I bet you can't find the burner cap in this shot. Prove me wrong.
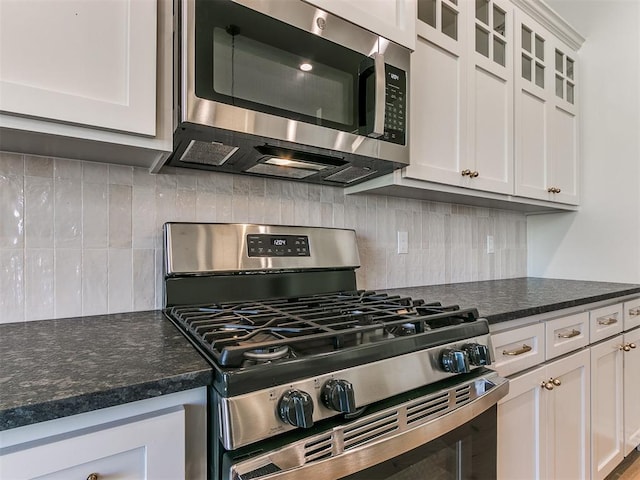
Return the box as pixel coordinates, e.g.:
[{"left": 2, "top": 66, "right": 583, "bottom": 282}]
[{"left": 243, "top": 345, "right": 290, "bottom": 362}]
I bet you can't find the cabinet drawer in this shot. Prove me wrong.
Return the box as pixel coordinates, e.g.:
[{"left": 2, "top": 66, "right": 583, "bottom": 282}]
[
  {"left": 590, "top": 303, "right": 623, "bottom": 343},
  {"left": 545, "top": 312, "right": 589, "bottom": 360},
  {"left": 0, "top": 406, "right": 185, "bottom": 480},
  {"left": 491, "top": 323, "right": 545, "bottom": 377},
  {"left": 624, "top": 298, "right": 640, "bottom": 331}
]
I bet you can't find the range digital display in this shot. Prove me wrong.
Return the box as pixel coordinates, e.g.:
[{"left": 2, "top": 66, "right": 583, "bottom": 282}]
[{"left": 247, "top": 234, "right": 310, "bottom": 257}]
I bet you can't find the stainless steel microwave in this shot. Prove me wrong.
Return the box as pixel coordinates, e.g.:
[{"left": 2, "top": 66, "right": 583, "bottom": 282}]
[{"left": 165, "top": 0, "right": 410, "bottom": 186}]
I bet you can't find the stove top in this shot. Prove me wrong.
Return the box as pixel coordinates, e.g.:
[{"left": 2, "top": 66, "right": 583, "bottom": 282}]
[
  {"left": 167, "top": 291, "right": 479, "bottom": 366},
  {"left": 165, "top": 290, "right": 489, "bottom": 396},
  {"left": 162, "top": 223, "right": 497, "bottom": 450}
]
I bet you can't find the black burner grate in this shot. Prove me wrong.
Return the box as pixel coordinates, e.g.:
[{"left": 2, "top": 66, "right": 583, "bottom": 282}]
[{"left": 166, "top": 291, "right": 480, "bottom": 367}]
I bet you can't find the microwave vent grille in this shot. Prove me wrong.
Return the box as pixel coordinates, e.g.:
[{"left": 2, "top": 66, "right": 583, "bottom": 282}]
[
  {"left": 324, "top": 166, "right": 376, "bottom": 184},
  {"left": 178, "top": 140, "right": 238, "bottom": 166}
]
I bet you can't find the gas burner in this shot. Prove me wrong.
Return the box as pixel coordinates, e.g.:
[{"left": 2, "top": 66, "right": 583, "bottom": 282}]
[
  {"left": 243, "top": 345, "right": 290, "bottom": 363},
  {"left": 386, "top": 322, "right": 420, "bottom": 336}
]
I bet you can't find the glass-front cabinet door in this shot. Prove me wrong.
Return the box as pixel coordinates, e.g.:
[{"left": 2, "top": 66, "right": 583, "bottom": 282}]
[
  {"left": 514, "top": 8, "right": 579, "bottom": 205},
  {"left": 466, "top": 0, "right": 514, "bottom": 195},
  {"left": 407, "top": 0, "right": 514, "bottom": 195},
  {"left": 405, "top": 0, "right": 468, "bottom": 186}
]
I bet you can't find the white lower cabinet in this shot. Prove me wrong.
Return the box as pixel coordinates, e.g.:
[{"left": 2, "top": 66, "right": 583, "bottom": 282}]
[
  {"left": 624, "top": 327, "right": 640, "bottom": 455},
  {"left": 591, "top": 335, "right": 624, "bottom": 480},
  {"left": 497, "top": 349, "right": 590, "bottom": 480},
  {"left": 0, "top": 387, "right": 207, "bottom": 480},
  {"left": 0, "top": 407, "right": 185, "bottom": 480},
  {"left": 496, "top": 298, "right": 640, "bottom": 480}
]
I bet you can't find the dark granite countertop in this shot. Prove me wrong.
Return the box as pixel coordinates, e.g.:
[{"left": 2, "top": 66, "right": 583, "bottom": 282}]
[
  {"left": 0, "top": 311, "right": 212, "bottom": 431},
  {"left": 3, "top": 278, "right": 640, "bottom": 433},
  {"left": 381, "top": 277, "right": 640, "bottom": 324}
]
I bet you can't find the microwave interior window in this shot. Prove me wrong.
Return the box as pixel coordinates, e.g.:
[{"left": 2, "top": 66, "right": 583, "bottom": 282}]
[{"left": 195, "top": 0, "right": 367, "bottom": 132}]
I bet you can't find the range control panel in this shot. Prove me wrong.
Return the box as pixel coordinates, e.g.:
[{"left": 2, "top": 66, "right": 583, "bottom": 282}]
[{"left": 247, "top": 234, "right": 310, "bottom": 257}]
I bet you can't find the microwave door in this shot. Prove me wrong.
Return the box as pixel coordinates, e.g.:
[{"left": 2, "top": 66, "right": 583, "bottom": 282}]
[{"left": 194, "top": 0, "right": 368, "bottom": 135}]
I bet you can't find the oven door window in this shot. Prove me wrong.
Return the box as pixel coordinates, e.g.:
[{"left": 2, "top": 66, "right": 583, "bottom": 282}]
[
  {"left": 194, "top": 0, "right": 368, "bottom": 133},
  {"left": 341, "top": 406, "right": 497, "bottom": 480}
]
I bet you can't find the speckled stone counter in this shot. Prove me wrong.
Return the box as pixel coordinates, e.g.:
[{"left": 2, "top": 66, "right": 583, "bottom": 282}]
[
  {"left": 381, "top": 277, "right": 640, "bottom": 324},
  {"left": 0, "top": 311, "right": 212, "bottom": 431}
]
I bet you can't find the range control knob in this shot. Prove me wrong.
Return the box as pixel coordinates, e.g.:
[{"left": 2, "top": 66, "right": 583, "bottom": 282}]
[
  {"left": 278, "top": 390, "right": 314, "bottom": 428},
  {"left": 440, "top": 349, "right": 470, "bottom": 373},
  {"left": 321, "top": 379, "right": 356, "bottom": 413},
  {"left": 463, "top": 343, "right": 491, "bottom": 366}
]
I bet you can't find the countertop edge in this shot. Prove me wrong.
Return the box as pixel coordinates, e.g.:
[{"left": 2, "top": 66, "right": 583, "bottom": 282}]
[
  {"left": 0, "top": 369, "right": 213, "bottom": 432},
  {"left": 485, "top": 287, "right": 640, "bottom": 324}
]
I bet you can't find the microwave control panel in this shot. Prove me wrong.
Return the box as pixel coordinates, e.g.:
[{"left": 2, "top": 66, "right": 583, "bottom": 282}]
[{"left": 384, "top": 64, "right": 407, "bottom": 146}]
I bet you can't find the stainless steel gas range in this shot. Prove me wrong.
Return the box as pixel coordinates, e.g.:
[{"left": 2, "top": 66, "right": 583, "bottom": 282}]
[{"left": 163, "top": 223, "right": 508, "bottom": 480}]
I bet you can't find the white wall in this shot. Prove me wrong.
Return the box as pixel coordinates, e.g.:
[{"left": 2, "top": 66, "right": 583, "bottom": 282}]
[
  {"left": 527, "top": 0, "right": 640, "bottom": 283},
  {"left": 0, "top": 152, "right": 527, "bottom": 323}
]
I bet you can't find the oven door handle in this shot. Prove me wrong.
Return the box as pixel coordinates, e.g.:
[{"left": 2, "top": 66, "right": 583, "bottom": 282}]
[{"left": 228, "top": 373, "right": 509, "bottom": 480}]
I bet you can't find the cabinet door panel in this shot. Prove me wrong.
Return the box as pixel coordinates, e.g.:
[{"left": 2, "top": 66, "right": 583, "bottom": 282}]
[
  {"left": 549, "top": 105, "right": 578, "bottom": 203},
  {"left": 0, "top": 0, "right": 157, "bottom": 136},
  {"left": 624, "top": 328, "right": 640, "bottom": 455},
  {"left": 466, "top": 0, "right": 513, "bottom": 194},
  {"left": 405, "top": 36, "right": 466, "bottom": 184},
  {"left": 516, "top": 90, "right": 547, "bottom": 198},
  {"left": 546, "top": 349, "right": 590, "bottom": 480},
  {"left": 470, "top": 65, "right": 512, "bottom": 194},
  {"left": 303, "top": 0, "right": 415, "bottom": 49},
  {"left": 497, "top": 366, "right": 546, "bottom": 480},
  {"left": 591, "top": 336, "right": 624, "bottom": 480}
]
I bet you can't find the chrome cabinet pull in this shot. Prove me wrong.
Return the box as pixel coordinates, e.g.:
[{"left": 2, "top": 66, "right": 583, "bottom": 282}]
[
  {"left": 87, "top": 474, "right": 99, "bottom": 480},
  {"left": 629, "top": 308, "right": 640, "bottom": 316},
  {"left": 461, "top": 169, "right": 472, "bottom": 176},
  {"left": 598, "top": 317, "right": 618, "bottom": 326},
  {"left": 557, "top": 329, "right": 581, "bottom": 339},
  {"left": 502, "top": 344, "right": 532, "bottom": 356}
]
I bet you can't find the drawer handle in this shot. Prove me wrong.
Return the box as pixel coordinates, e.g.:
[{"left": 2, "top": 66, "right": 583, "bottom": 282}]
[
  {"left": 598, "top": 317, "right": 618, "bottom": 326},
  {"left": 557, "top": 329, "right": 581, "bottom": 339},
  {"left": 502, "top": 344, "right": 532, "bottom": 356},
  {"left": 87, "top": 474, "right": 99, "bottom": 480},
  {"left": 629, "top": 308, "right": 640, "bottom": 316}
]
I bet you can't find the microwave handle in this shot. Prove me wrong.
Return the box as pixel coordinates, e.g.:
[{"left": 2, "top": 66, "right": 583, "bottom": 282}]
[{"left": 370, "top": 52, "right": 386, "bottom": 138}]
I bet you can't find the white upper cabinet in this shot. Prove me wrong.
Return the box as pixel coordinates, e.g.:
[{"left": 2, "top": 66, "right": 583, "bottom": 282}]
[
  {"left": 302, "top": 0, "right": 416, "bottom": 50},
  {"left": 0, "top": 0, "right": 156, "bottom": 135},
  {"left": 513, "top": 6, "right": 580, "bottom": 205},
  {"left": 406, "top": 0, "right": 468, "bottom": 187},
  {"left": 407, "top": 0, "right": 513, "bottom": 195},
  {"left": 348, "top": 0, "right": 584, "bottom": 212},
  {"left": 0, "top": 0, "right": 172, "bottom": 170},
  {"left": 466, "top": 0, "right": 514, "bottom": 194}
]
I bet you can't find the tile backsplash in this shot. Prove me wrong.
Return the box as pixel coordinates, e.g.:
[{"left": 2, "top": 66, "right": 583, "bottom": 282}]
[{"left": 0, "top": 151, "right": 527, "bottom": 323}]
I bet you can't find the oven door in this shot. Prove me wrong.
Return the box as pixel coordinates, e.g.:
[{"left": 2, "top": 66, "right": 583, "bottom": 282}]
[{"left": 222, "top": 370, "right": 508, "bottom": 480}]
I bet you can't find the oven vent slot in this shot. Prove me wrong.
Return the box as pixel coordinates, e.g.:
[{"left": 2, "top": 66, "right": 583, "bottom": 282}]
[
  {"left": 406, "top": 391, "right": 450, "bottom": 425},
  {"left": 343, "top": 412, "right": 399, "bottom": 451},
  {"left": 455, "top": 385, "right": 472, "bottom": 405},
  {"left": 304, "top": 434, "right": 333, "bottom": 462}
]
